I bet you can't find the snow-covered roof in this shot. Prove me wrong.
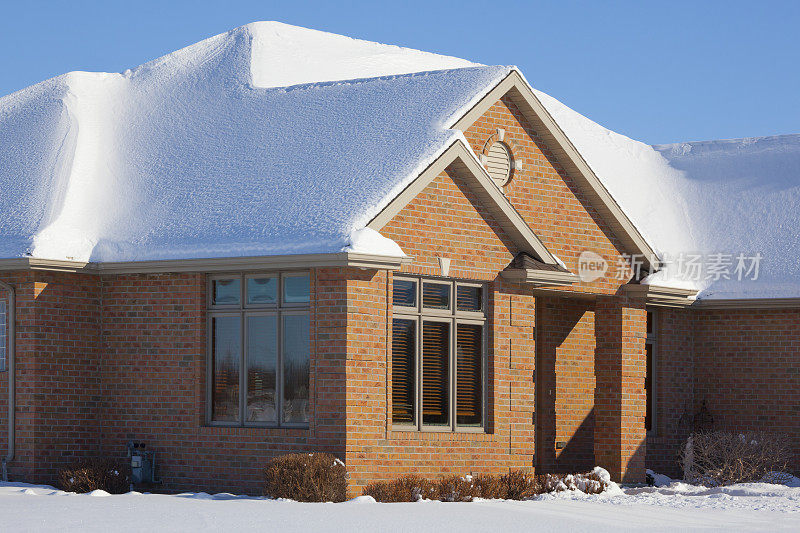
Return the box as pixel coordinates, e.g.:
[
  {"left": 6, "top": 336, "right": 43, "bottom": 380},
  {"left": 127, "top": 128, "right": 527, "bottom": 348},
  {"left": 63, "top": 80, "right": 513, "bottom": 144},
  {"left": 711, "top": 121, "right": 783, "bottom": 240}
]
[
  {"left": 0, "top": 21, "right": 505, "bottom": 263},
  {"left": 537, "top": 91, "right": 800, "bottom": 300},
  {"left": 1, "top": 21, "right": 797, "bottom": 300}
]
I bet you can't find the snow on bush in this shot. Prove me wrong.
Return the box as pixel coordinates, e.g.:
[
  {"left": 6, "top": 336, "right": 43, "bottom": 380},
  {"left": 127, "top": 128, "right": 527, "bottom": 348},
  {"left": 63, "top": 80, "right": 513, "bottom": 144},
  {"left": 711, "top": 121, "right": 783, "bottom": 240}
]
[
  {"left": 263, "top": 452, "right": 347, "bottom": 502},
  {"left": 363, "top": 468, "right": 614, "bottom": 502},
  {"left": 58, "top": 458, "right": 129, "bottom": 494},
  {"left": 680, "top": 431, "right": 793, "bottom": 486}
]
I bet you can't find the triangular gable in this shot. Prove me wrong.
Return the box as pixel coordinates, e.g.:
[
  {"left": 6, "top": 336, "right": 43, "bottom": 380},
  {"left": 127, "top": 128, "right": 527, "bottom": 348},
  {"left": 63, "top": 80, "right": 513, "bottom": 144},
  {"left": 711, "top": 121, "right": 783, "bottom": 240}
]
[
  {"left": 367, "top": 139, "right": 562, "bottom": 267},
  {"left": 449, "top": 70, "right": 659, "bottom": 273}
]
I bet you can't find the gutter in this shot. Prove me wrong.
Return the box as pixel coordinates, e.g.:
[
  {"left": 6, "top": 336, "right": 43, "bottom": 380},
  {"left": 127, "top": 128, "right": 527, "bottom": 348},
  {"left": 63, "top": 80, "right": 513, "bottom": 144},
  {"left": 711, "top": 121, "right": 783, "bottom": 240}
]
[{"left": 0, "top": 280, "right": 14, "bottom": 481}]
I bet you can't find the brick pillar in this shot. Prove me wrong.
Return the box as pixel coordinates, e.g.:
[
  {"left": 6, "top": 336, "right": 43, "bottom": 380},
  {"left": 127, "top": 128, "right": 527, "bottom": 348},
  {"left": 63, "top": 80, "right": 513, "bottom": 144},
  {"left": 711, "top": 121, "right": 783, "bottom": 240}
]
[{"left": 594, "top": 295, "right": 647, "bottom": 483}]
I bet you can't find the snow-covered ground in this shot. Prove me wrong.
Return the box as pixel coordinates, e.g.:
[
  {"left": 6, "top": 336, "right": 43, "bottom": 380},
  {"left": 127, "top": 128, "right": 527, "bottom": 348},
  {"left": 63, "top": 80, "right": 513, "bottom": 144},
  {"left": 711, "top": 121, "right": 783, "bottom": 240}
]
[{"left": 1, "top": 478, "right": 798, "bottom": 532}]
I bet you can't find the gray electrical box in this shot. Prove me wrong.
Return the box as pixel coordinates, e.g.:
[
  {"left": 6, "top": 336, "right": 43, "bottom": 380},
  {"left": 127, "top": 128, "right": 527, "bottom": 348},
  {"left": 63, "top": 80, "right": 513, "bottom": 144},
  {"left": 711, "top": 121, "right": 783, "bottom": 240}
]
[{"left": 127, "top": 441, "right": 160, "bottom": 488}]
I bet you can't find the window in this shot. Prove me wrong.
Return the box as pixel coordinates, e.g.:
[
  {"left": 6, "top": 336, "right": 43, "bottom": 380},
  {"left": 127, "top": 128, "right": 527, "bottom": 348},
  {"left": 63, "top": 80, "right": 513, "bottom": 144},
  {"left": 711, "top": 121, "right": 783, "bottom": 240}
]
[
  {"left": 0, "top": 288, "right": 8, "bottom": 372},
  {"left": 207, "top": 273, "right": 310, "bottom": 427},
  {"left": 391, "top": 276, "right": 485, "bottom": 431},
  {"left": 645, "top": 309, "right": 657, "bottom": 432}
]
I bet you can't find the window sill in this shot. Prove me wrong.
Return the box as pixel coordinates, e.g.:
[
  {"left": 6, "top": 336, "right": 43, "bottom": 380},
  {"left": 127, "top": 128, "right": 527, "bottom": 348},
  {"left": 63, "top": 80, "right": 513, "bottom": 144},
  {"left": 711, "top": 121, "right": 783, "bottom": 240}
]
[
  {"left": 205, "top": 422, "right": 310, "bottom": 431},
  {"left": 391, "top": 425, "right": 486, "bottom": 434}
]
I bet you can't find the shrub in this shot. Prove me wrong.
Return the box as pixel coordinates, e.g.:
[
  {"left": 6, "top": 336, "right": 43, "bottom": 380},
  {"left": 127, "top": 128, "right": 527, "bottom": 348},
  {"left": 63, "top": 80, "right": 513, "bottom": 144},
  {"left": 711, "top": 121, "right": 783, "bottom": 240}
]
[
  {"left": 263, "top": 453, "right": 347, "bottom": 502},
  {"left": 680, "top": 431, "right": 793, "bottom": 486},
  {"left": 364, "top": 468, "right": 613, "bottom": 502},
  {"left": 541, "top": 468, "right": 610, "bottom": 494},
  {"left": 363, "top": 474, "right": 436, "bottom": 502},
  {"left": 58, "top": 458, "right": 129, "bottom": 494},
  {"left": 500, "top": 470, "right": 542, "bottom": 500},
  {"left": 470, "top": 473, "right": 507, "bottom": 499}
]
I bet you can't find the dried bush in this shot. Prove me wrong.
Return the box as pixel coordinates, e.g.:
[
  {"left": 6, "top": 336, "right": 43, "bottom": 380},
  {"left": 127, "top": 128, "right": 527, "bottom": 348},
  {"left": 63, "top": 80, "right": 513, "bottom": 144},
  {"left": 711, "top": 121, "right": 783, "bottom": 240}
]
[
  {"left": 58, "top": 458, "right": 129, "bottom": 494},
  {"left": 470, "top": 473, "right": 507, "bottom": 499},
  {"left": 680, "top": 431, "right": 793, "bottom": 486},
  {"left": 501, "top": 470, "right": 542, "bottom": 500},
  {"left": 263, "top": 453, "right": 347, "bottom": 502},
  {"left": 541, "top": 468, "right": 609, "bottom": 494},
  {"left": 435, "top": 475, "right": 484, "bottom": 502},
  {"left": 364, "top": 468, "right": 612, "bottom": 502},
  {"left": 363, "top": 474, "right": 436, "bottom": 502}
]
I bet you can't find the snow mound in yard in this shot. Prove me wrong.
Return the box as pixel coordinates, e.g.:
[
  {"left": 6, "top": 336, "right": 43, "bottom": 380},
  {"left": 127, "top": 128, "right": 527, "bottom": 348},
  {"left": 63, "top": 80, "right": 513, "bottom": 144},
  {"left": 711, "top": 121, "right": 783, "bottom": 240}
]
[
  {"left": 537, "top": 90, "right": 800, "bottom": 300},
  {"left": 0, "top": 22, "right": 507, "bottom": 263}
]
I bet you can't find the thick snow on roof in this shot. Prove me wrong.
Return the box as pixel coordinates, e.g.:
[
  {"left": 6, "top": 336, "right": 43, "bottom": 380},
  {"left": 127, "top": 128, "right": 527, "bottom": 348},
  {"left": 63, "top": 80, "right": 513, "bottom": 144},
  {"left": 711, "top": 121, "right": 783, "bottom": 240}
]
[
  {"left": 0, "top": 22, "right": 506, "bottom": 262},
  {"left": 536, "top": 91, "right": 800, "bottom": 300}
]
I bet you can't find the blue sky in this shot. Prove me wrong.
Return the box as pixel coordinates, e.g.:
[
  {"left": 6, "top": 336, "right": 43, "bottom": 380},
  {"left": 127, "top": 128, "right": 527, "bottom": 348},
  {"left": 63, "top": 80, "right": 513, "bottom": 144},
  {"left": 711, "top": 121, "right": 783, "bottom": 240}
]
[{"left": 0, "top": 0, "right": 798, "bottom": 144}]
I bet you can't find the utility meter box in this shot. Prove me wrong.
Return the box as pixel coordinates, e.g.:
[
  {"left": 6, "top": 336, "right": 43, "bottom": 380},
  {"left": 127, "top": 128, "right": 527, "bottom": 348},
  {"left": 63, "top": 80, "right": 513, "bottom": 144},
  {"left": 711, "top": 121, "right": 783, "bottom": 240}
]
[{"left": 127, "top": 441, "right": 159, "bottom": 487}]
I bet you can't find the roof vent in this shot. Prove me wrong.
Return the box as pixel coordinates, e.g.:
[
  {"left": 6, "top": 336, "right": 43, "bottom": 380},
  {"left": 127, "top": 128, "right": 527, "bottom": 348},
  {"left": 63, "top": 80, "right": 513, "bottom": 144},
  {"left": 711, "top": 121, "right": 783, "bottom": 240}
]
[{"left": 485, "top": 142, "right": 512, "bottom": 187}]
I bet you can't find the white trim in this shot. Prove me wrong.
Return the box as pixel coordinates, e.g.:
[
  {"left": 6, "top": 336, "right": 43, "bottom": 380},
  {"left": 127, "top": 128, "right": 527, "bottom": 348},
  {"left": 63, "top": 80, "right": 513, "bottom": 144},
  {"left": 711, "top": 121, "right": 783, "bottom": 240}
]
[
  {"left": 450, "top": 70, "right": 660, "bottom": 272},
  {"left": 367, "top": 140, "right": 559, "bottom": 264},
  {"left": 500, "top": 268, "right": 579, "bottom": 287},
  {"left": 623, "top": 284, "right": 697, "bottom": 308},
  {"left": 692, "top": 297, "right": 800, "bottom": 309},
  {"left": 0, "top": 252, "right": 411, "bottom": 274}
]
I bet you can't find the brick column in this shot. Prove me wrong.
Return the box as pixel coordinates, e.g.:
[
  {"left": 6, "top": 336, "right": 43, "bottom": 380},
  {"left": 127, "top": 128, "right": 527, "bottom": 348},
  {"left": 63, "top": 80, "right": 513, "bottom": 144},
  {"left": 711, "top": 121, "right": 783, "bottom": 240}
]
[{"left": 594, "top": 295, "right": 647, "bottom": 483}]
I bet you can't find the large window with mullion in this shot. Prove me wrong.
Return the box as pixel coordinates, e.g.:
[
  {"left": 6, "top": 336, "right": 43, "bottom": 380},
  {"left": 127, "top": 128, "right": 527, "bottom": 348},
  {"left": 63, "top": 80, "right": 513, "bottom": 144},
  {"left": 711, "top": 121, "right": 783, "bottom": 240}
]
[
  {"left": 207, "top": 272, "right": 310, "bottom": 427},
  {"left": 392, "top": 276, "right": 485, "bottom": 432}
]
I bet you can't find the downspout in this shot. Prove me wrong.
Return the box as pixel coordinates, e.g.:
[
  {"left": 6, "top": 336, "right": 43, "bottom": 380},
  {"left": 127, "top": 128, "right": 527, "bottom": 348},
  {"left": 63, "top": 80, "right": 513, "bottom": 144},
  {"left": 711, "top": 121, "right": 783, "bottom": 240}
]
[{"left": 0, "top": 280, "right": 15, "bottom": 481}]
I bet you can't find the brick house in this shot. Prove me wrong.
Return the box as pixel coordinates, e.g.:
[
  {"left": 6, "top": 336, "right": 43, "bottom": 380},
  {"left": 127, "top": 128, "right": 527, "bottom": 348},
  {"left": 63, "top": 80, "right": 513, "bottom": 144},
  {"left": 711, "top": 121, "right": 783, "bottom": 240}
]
[{"left": 0, "top": 22, "right": 797, "bottom": 495}]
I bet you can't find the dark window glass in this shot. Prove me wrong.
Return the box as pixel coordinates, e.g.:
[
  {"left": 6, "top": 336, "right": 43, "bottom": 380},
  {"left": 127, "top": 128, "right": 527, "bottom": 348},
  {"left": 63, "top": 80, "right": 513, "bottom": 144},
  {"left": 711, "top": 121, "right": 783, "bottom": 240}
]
[
  {"left": 645, "top": 342, "right": 653, "bottom": 431},
  {"left": 284, "top": 275, "right": 310, "bottom": 304},
  {"left": 213, "top": 278, "right": 241, "bottom": 306},
  {"left": 422, "top": 321, "right": 449, "bottom": 425},
  {"left": 247, "top": 277, "right": 277, "bottom": 305},
  {"left": 457, "top": 285, "right": 482, "bottom": 312},
  {"left": 422, "top": 283, "right": 450, "bottom": 310},
  {"left": 212, "top": 316, "right": 241, "bottom": 422},
  {"left": 646, "top": 310, "right": 653, "bottom": 335},
  {"left": 456, "top": 324, "right": 482, "bottom": 426},
  {"left": 393, "top": 279, "right": 417, "bottom": 308},
  {"left": 0, "top": 298, "right": 7, "bottom": 371},
  {"left": 246, "top": 315, "right": 277, "bottom": 422},
  {"left": 282, "top": 314, "right": 310, "bottom": 423},
  {"left": 392, "top": 319, "right": 416, "bottom": 424}
]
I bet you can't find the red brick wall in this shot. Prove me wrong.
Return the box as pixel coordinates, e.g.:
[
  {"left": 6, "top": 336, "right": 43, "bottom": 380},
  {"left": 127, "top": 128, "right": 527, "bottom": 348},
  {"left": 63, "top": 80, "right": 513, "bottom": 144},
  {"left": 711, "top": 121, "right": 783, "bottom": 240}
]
[
  {"left": 462, "top": 95, "right": 631, "bottom": 294},
  {"left": 0, "top": 271, "right": 102, "bottom": 483},
  {"left": 645, "top": 308, "right": 694, "bottom": 477},
  {"left": 535, "top": 297, "right": 597, "bottom": 474},
  {"left": 381, "top": 166, "right": 517, "bottom": 280},
  {"left": 693, "top": 308, "right": 800, "bottom": 471},
  {"left": 96, "top": 270, "right": 348, "bottom": 494},
  {"left": 645, "top": 307, "right": 800, "bottom": 477}
]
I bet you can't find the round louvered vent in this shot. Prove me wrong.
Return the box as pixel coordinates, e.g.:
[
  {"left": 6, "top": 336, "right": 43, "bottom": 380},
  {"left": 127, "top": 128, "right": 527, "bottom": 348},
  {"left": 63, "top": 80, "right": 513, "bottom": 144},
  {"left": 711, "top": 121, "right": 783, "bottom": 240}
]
[{"left": 485, "top": 142, "right": 512, "bottom": 186}]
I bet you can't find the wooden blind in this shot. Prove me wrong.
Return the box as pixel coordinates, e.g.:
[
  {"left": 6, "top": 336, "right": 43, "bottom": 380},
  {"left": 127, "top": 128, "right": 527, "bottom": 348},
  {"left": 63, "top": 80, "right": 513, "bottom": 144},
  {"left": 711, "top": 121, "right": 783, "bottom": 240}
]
[
  {"left": 456, "top": 285, "right": 482, "bottom": 312},
  {"left": 393, "top": 279, "right": 417, "bottom": 308},
  {"left": 456, "top": 324, "right": 482, "bottom": 426},
  {"left": 422, "top": 283, "right": 450, "bottom": 310},
  {"left": 392, "top": 319, "right": 416, "bottom": 424},
  {"left": 422, "top": 321, "right": 449, "bottom": 425}
]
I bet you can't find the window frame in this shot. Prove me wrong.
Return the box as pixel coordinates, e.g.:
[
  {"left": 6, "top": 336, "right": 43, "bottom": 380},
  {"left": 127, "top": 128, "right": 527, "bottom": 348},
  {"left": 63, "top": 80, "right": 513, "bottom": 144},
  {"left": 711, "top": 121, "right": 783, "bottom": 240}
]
[
  {"left": 645, "top": 308, "right": 657, "bottom": 435},
  {"left": 206, "top": 272, "right": 310, "bottom": 428},
  {"left": 0, "top": 288, "right": 8, "bottom": 373},
  {"left": 391, "top": 275, "right": 487, "bottom": 433}
]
